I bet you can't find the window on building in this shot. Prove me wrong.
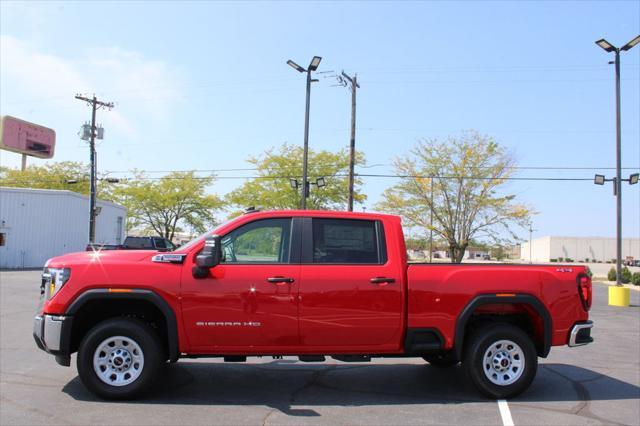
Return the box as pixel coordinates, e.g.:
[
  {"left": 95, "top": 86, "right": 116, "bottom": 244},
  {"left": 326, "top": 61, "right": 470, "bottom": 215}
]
[{"left": 0, "top": 233, "right": 5, "bottom": 247}]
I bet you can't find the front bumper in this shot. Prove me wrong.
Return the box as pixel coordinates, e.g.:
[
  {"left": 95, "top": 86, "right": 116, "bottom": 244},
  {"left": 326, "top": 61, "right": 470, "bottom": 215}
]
[
  {"left": 33, "top": 314, "right": 72, "bottom": 366},
  {"left": 568, "top": 320, "right": 594, "bottom": 347}
]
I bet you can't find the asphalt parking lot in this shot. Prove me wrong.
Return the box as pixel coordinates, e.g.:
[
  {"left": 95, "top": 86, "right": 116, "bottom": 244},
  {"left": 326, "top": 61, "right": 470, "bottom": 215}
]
[{"left": 1, "top": 270, "right": 639, "bottom": 425}]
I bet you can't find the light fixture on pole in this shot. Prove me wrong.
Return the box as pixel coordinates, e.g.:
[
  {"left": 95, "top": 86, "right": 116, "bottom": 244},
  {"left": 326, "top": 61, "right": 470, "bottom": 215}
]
[
  {"left": 287, "top": 56, "right": 322, "bottom": 209},
  {"left": 594, "top": 35, "right": 639, "bottom": 300},
  {"left": 289, "top": 177, "right": 326, "bottom": 198}
]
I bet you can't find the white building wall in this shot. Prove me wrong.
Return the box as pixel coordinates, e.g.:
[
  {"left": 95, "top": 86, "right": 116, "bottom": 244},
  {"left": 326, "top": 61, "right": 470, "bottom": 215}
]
[
  {"left": 521, "top": 236, "right": 551, "bottom": 263},
  {"left": 0, "top": 187, "right": 126, "bottom": 268},
  {"left": 521, "top": 236, "right": 640, "bottom": 262}
]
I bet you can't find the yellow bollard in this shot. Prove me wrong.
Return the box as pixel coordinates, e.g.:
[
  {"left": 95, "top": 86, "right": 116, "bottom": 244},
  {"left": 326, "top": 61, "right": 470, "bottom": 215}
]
[{"left": 608, "top": 285, "right": 630, "bottom": 307}]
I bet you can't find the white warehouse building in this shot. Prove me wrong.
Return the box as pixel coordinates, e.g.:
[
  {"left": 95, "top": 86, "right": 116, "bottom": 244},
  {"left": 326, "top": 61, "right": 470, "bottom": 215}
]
[
  {"left": 521, "top": 236, "right": 640, "bottom": 263},
  {"left": 0, "top": 187, "right": 126, "bottom": 269}
]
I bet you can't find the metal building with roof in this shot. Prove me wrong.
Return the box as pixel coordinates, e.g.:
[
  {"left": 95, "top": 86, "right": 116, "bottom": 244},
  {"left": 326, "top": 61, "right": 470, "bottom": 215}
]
[{"left": 0, "top": 187, "right": 126, "bottom": 269}]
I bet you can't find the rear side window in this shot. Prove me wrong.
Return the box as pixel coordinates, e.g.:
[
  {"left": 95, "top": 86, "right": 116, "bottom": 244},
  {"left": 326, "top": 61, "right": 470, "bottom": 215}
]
[{"left": 312, "top": 219, "right": 382, "bottom": 264}]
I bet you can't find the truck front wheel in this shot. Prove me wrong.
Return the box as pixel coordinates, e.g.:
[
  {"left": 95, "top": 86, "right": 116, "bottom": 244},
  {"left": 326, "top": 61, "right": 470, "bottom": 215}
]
[
  {"left": 464, "top": 323, "right": 537, "bottom": 399},
  {"left": 77, "top": 318, "right": 163, "bottom": 399}
]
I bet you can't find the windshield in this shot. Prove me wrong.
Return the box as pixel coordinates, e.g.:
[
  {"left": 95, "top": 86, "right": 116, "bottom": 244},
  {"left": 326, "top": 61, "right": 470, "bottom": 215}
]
[{"left": 173, "top": 217, "right": 237, "bottom": 252}]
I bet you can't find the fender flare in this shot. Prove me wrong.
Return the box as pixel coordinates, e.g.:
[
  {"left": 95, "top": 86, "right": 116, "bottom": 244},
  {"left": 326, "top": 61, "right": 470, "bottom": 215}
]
[
  {"left": 453, "top": 293, "right": 552, "bottom": 361},
  {"left": 66, "top": 289, "right": 180, "bottom": 362}
]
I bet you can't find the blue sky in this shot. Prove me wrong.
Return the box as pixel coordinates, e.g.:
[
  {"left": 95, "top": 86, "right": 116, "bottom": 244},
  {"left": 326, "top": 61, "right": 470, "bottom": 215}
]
[{"left": 1, "top": 1, "right": 639, "bottom": 240}]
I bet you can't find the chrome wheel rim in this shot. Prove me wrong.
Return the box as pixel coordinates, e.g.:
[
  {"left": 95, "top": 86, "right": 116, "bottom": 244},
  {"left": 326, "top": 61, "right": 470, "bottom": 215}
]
[
  {"left": 93, "top": 336, "right": 144, "bottom": 386},
  {"left": 482, "top": 339, "right": 524, "bottom": 386}
]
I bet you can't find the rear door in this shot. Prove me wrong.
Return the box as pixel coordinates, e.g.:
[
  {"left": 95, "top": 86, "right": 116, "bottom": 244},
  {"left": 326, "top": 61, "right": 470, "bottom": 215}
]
[{"left": 298, "top": 217, "right": 404, "bottom": 350}]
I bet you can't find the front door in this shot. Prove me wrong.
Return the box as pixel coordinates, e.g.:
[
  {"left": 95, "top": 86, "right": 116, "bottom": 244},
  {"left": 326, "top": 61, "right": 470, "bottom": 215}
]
[{"left": 181, "top": 217, "right": 300, "bottom": 351}]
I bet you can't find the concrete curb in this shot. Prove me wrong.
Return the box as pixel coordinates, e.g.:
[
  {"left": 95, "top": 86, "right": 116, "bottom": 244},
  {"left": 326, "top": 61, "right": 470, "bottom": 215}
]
[{"left": 593, "top": 280, "right": 640, "bottom": 292}]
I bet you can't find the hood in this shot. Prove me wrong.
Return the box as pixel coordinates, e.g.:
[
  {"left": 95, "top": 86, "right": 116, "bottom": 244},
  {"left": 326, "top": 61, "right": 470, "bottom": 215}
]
[{"left": 46, "top": 249, "right": 158, "bottom": 268}]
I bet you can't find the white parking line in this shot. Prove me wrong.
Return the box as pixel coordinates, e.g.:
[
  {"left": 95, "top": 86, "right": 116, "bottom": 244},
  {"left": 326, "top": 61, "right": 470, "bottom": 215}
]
[{"left": 498, "top": 399, "right": 514, "bottom": 426}]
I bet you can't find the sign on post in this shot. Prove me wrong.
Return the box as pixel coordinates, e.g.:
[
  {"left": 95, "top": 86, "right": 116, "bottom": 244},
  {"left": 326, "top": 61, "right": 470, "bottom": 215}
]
[{"left": 0, "top": 115, "right": 56, "bottom": 159}]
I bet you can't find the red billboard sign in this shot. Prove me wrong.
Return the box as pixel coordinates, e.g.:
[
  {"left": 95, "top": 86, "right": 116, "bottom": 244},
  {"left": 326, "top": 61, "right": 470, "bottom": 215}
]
[{"left": 0, "top": 115, "right": 56, "bottom": 159}]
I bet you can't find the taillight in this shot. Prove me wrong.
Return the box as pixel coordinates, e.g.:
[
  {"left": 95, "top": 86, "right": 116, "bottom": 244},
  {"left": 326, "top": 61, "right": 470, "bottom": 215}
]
[{"left": 577, "top": 274, "right": 592, "bottom": 311}]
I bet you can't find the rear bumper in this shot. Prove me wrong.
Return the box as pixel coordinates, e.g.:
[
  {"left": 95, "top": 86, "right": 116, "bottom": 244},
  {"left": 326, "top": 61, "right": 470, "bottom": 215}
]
[
  {"left": 33, "top": 314, "right": 72, "bottom": 366},
  {"left": 568, "top": 320, "right": 593, "bottom": 347}
]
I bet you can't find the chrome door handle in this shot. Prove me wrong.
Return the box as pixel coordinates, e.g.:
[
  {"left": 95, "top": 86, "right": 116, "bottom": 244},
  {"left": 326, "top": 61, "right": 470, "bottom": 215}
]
[
  {"left": 370, "top": 277, "right": 395, "bottom": 284},
  {"left": 267, "top": 277, "right": 294, "bottom": 284}
]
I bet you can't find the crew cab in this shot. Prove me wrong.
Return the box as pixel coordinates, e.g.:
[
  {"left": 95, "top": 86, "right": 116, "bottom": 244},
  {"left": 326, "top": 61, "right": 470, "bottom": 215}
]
[{"left": 33, "top": 210, "right": 593, "bottom": 400}]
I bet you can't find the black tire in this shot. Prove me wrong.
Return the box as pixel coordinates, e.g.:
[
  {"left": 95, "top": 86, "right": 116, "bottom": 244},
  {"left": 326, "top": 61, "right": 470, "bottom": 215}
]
[
  {"left": 423, "top": 353, "right": 459, "bottom": 368},
  {"left": 463, "top": 323, "right": 537, "bottom": 399},
  {"left": 77, "top": 318, "right": 163, "bottom": 400}
]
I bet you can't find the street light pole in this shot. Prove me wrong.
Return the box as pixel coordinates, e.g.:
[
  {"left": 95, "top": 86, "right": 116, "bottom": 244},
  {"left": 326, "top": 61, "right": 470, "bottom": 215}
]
[
  {"left": 287, "top": 56, "right": 322, "bottom": 210},
  {"left": 614, "top": 48, "right": 622, "bottom": 286},
  {"left": 302, "top": 69, "right": 311, "bottom": 209},
  {"left": 595, "top": 35, "right": 639, "bottom": 286}
]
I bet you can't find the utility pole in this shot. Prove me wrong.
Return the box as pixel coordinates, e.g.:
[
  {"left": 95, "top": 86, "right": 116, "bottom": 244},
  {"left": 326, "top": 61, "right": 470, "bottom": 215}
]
[
  {"left": 337, "top": 71, "right": 360, "bottom": 211},
  {"left": 75, "top": 94, "right": 114, "bottom": 243}
]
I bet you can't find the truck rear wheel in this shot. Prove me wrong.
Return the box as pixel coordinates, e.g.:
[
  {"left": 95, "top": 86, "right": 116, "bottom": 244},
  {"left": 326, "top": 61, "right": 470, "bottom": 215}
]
[
  {"left": 77, "top": 318, "right": 162, "bottom": 399},
  {"left": 464, "top": 323, "right": 537, "bottom": 399}
]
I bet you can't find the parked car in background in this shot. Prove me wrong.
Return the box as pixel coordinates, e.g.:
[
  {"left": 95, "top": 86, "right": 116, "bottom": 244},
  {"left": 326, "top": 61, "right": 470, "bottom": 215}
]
[{"left": 86, "top": 236, "right": 175, "bottom": 252}]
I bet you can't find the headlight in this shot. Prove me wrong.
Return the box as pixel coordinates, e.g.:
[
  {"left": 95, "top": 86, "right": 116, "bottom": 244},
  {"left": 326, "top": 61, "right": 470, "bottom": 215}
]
[{"left": 43, "top": 268, "right": 71, "bottom": 300}]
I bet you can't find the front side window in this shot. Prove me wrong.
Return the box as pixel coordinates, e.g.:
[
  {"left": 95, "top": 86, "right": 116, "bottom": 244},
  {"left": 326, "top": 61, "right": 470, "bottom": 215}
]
[
  {"left": 222, "top": 218, "right": 291, "bottom": 264},
  {"left": 312, "top": 219, "right": 381, "bottom": 264}
]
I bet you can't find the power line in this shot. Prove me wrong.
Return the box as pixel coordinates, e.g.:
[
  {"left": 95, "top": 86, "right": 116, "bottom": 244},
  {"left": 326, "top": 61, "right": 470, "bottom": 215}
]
[
  {"left": 4, "top": 63, "right": 639, "bottom": 106},
  {"left": 5, "top": 173, "right": 635, "bottom": 184},
  {"left": 100, "top": 165, "right": 639, "bottom": 174}
]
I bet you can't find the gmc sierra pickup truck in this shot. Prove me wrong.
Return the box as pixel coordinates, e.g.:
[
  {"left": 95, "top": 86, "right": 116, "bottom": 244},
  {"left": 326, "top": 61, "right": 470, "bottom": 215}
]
[{"left": 33, "top": 210, "right": 593, "bottom": 400}]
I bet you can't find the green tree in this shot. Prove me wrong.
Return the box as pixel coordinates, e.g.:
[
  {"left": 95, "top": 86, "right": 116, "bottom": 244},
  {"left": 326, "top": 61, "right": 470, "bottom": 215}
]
[
  {"left": 111, "top": 171, "right": 222, "bottom": 240},
  {"left": 376, "top": 132, "right": 532, "bottom": 263},
  {"left": 405, "top": 236, "right": 429, "bottom": 250},
  {"left": 0, "top": 161, "right": 91, "bottom": 194},
  {"left": 0, "top": 161, "right": 122, "bottom": 201},
  {"left": 226, "top": 143, "right": 366, "bottom": 212}
]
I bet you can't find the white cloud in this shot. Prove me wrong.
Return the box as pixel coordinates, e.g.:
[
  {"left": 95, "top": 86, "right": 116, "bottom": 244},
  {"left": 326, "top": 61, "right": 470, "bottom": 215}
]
[{"left": 0, "top": 35, "right": 183, "bottom": 139}]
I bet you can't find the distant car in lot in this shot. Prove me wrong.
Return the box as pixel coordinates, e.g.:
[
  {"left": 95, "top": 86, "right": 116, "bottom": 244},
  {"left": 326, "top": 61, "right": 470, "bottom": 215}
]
[{"left": 86, "top": 236, "right": 175, "bottom": 252}]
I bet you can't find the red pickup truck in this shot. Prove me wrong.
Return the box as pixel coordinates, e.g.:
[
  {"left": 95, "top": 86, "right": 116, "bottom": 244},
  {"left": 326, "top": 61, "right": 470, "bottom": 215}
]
[{"left": 33, "top": 210, "right": 593, "bottom": 400}]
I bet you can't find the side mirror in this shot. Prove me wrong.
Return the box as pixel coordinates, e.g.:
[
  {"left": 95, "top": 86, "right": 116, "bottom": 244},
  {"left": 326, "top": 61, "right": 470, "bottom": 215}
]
[
  {"left": 195, "top": 234, "right": 222, "bottom": 268},
  {"left": 193, "top": 235, "right": 222, "bottom": 279}
]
